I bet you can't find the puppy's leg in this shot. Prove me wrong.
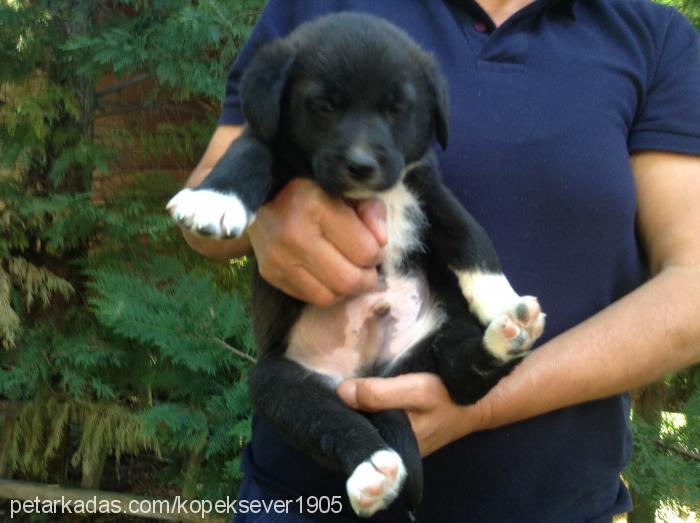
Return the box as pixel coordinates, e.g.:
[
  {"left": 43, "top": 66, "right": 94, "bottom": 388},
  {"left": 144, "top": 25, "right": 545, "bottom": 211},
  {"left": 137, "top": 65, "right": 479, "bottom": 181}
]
[
  {"left": 167, "top": 128, "right": 275, "bottom": 238},
  {"left": 366, "top": 410, "right": 423, "bottom": 517},
  {"left": 384, "top": 279, "right": 533, "bottom": 404},
  {"left": 407, "top": 167, "right": 545, "bottom": 349},
  {"left": 248, "top": 356, "right": 409, "bottom": 517},
  {"left": 431, "top": 315, "right": 519, "bottom": 404}
]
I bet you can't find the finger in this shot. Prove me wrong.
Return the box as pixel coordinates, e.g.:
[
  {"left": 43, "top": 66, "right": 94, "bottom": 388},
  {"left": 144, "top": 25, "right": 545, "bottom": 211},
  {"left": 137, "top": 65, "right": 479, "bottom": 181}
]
[
  {"left": 274, "top": 265, "right": 341, "bottom": 307},
  {"left": 251, "top": 204, "right": 375, "bottom": 301},
  {"left": 354, "top": 198, "right": 387, "bottom": 247},
  {"left": 337, "top": 374, "right": 440, "bottom": 412},
  {"left": 320, "top": 201, "right": 385, "bottom": 268},
  {"left": 301, "top": 239, "right": 378, "bottom": 297}
]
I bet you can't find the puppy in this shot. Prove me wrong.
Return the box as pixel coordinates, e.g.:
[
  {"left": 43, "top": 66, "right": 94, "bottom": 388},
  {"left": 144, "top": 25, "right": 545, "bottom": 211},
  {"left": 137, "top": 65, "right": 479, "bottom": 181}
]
[{"left": 168, "top": 13, "right": 545, "bottom": 518}]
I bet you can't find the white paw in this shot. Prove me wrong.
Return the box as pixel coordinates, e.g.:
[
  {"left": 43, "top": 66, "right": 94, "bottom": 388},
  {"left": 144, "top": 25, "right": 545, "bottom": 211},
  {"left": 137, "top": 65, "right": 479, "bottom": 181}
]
[
  {"left": 455, "top": 271, "right": 521, "bottom": 326},
  {"left": 346, "top": 449, "right": 406, "bottom": 517},
  {"left": 166, "top": 188, "right": 251, "bottom": 238},
  {"left": 483, "top": 296, "right": 545, "bottom": 362}
]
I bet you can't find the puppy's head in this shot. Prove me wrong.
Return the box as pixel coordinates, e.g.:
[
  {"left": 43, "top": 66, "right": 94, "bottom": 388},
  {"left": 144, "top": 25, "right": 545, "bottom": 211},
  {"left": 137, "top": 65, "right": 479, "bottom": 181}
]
[{"left": 240, "top": 13, "right": 449, "bottom": 197}]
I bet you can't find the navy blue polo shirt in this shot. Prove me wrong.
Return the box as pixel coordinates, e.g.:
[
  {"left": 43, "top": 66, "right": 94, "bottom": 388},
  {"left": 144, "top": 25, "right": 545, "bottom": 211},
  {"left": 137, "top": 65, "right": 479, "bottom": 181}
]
[{"left": 220, "top": 1, "right": 700, "bottom": 522}]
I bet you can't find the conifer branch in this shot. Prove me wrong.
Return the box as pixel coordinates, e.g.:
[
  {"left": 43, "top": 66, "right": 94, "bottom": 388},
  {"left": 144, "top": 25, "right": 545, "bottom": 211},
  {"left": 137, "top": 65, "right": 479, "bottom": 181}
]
[
  {"left": 96, "top": 73, "right": 151, "bottom": 98},
  {"left": 656, "top": 439, "right": 700, "bottom": 463},
  {"left": 212, "top": 337, "right": 256, "bottom": 364},
  {"left": 97, "top": 100, "right": 209, "bottom": 116}
]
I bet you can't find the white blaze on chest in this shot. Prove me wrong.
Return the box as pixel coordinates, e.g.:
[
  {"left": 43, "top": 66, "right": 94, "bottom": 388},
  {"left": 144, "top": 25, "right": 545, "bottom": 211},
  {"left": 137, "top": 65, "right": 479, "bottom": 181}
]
[{"left": 377, "top": 181, "right": 427, "bottom": 274}]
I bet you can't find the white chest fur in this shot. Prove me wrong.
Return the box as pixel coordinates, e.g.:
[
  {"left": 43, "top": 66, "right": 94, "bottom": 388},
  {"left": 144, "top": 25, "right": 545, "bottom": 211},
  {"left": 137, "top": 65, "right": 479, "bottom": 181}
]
[{"left": 378, "top": 181, "right": 427, "bottom": 274}]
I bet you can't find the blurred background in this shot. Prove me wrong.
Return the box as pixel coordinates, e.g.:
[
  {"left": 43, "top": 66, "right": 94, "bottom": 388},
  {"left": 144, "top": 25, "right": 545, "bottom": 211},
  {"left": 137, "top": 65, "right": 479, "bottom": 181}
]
[{"left": 0, "top": 1, "right": 698, "bottom": 521}]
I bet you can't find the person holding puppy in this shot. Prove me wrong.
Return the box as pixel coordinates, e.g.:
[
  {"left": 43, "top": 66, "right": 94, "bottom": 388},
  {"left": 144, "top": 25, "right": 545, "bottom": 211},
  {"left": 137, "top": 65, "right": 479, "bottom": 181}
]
[{"left": 181, "top": 0, "right": 700, "bottom": 521}]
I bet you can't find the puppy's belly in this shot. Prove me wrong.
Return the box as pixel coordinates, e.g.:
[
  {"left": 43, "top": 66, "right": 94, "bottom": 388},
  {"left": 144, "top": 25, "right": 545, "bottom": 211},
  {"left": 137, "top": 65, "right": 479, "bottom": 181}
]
[{"left": 285, "top": 272, "right": 444, "bottom": 382}]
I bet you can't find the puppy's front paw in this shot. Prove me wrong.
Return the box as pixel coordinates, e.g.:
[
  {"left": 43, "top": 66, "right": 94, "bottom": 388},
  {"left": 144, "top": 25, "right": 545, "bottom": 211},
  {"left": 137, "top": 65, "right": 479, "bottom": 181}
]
[
  {"left": 483, "top": 296, "right": 545, "bottom": 363},
  {"left": 166, "top": 188, "right": 251, "bottom": 238},
  {"left": 346, "top": 449, "right": 407, "bottom": 517}
]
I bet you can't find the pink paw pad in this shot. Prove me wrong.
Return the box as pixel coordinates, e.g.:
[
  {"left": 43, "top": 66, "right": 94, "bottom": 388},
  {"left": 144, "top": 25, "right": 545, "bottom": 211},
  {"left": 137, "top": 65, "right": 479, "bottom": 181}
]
[
  {"left": 483, "top": 296, "right": 546, "bottom": 362},
  {"left": 346, "top": 450, "right": 406, "bottom": 517}
]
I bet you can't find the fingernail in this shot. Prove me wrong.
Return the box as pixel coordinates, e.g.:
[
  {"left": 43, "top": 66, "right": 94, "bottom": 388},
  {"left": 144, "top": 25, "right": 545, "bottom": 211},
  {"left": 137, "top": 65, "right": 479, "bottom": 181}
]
[
  {"left": 371, "top": 199, "right": 387, "bottom": 245},
  {"left": 376, "top": 220, "right": 387, "bottom": 247},
  {"left": 372, "top": 198, "right": 387, "bottom": 221},
  {"left": 337, "top": 381, "right": 358, "bottom": 407},
  {"left": 356, "top": 199, "right": 387, "bottom": 247}
]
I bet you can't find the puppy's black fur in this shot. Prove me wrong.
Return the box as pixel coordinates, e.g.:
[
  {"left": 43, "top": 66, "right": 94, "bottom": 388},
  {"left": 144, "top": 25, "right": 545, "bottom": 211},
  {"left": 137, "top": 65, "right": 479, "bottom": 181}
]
[{"left": 169, "top": 13, "right": 544, "bottom": 518}]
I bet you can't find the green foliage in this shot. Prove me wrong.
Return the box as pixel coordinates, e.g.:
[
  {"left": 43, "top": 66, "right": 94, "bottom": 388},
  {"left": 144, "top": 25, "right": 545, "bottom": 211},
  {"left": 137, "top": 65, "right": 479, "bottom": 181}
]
[
  {"left": 5, "top": 397, "right": 161, "bottom": 479},
  {"left": 629, "top": 414, "right": 700, "bottom": 515},
  {"left": 88, "top": 256, "right": 253, "bottom": 373},
  {"left": 0, "top": 0, "right": 263, "bottom": 502},
  {"left": 660, "top": 0, "right": 700, "bottom": 27},
  {"left": 62, "top": 0, "right": 261, "bottom": 100},
  {"left": 627, "top": 368, "right": 700, "bottom": 519}
]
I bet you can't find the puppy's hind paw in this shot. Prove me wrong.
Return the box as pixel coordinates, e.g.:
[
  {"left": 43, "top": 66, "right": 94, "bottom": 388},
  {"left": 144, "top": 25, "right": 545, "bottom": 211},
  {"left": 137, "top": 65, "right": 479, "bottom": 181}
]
[
  {"left": 483, "top": 296, "right": 545, "bottom": 363},
  {"left": 346, "top": 449, "right": 407, "bottom": 517},
  {"left": 166, "top": 188, "right": 251, "bottom": 238}
]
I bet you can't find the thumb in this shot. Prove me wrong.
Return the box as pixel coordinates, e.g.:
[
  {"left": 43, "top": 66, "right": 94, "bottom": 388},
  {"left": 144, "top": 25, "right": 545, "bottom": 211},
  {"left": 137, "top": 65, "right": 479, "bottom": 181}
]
[
  {"left": 353, "top": 198, "right": 387, "bottom": 247},
  {"left": 337, "top": 374, "right": 436, "bottom": 412}
]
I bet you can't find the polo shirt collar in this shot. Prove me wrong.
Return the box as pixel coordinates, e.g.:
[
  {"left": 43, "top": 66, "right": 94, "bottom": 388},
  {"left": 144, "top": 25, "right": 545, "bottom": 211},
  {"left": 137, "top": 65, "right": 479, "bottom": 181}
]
[
  {"left": 550, "top": 0, "right": 577, "bottom": 19},
  {"left": 457, "top": 0, "right": 577, "bottom": 26}
]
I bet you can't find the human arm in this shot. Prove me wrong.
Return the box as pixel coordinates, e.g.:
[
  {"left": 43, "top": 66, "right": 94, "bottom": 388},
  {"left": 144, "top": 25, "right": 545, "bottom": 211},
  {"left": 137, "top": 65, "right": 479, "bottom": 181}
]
[
  {"left": 180, "top": 124, "right": 249, "bottom": 260},
  {"left": 337, "top": 151, "right": 700, "bottom": 455}
]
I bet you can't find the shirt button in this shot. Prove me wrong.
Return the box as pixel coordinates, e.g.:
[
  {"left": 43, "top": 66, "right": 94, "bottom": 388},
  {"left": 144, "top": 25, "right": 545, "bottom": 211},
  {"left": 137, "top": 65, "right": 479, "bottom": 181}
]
[{"left": 474, "top": 21, "right": 488, "bottom": 33}]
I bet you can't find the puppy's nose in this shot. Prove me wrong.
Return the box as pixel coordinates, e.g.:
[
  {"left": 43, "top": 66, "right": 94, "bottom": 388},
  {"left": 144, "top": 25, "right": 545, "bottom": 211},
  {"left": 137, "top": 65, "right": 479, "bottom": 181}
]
[{"left": 346, "top": 148, "right": 379, "bottom": 180}]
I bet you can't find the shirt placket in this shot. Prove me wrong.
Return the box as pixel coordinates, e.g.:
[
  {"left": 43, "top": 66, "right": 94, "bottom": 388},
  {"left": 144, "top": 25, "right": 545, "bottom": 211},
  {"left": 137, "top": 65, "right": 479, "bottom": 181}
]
[{"left": 450, "top": 0, "right": 548, "bottom": 72}]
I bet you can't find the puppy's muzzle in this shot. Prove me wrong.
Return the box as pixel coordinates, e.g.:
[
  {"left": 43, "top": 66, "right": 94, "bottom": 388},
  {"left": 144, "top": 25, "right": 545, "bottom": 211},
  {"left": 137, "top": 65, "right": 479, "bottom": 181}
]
[{"left": 346, "top": 147, "right": 380, "bottom": 181}]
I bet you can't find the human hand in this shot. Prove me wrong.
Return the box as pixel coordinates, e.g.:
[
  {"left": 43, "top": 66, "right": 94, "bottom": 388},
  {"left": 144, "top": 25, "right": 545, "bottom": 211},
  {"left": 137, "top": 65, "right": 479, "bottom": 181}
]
[
  {"left": 337, "top": 373, "right": 493, "bottom": 456},
  {"left": 246, "top": 177, "right": 387, "bottom": 306}
]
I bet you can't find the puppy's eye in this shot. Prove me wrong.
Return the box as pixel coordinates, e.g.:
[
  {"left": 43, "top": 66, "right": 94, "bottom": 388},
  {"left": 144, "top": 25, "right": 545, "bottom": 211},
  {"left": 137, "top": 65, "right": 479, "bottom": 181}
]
[
  {"left": 383, "top": 101, "right": 408, "bottom": 117},
  {"left": 308, "top": 98, "right": 335, "bottom": 116}
]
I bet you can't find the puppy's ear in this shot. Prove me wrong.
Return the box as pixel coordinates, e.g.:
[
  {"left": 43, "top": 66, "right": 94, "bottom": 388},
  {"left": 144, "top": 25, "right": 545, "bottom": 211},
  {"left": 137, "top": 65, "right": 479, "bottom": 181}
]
[
  {"left": 422, "top": 59, "right": 449, "bottom": 149},
  {"left": 240, "top": 41, "right": 295, "bottom": 142}
]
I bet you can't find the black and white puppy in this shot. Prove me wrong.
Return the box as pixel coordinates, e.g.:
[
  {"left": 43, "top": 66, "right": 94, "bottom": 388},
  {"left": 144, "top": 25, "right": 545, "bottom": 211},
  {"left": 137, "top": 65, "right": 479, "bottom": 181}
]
[{"left": 168, "top": 13, "right": 545, "bottom": 518}]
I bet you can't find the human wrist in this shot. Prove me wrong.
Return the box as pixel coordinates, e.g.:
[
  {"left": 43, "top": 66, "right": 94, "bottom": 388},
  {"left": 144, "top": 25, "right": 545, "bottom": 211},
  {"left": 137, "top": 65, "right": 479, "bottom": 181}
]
[
  {"left": 451, "top": 395, "right": 496, "bottom": 440},
  {"left": 182, "top": 227, "right": 252, "bottom": 261},
  {"left": 468, "top": 395, "right": 497, "bottom": 434}
]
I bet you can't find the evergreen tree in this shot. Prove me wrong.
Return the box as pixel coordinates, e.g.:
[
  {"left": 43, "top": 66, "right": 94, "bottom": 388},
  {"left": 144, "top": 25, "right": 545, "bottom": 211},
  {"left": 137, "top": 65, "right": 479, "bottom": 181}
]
[{"left": 1, "top": 0, "right": 263, "bottom": 501}]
